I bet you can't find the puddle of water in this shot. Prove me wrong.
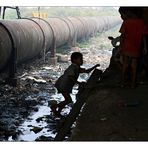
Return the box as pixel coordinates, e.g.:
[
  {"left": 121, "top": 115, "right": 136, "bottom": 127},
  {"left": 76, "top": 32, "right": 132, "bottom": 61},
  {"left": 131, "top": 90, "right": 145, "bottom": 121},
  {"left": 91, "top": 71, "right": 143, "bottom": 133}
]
[
  {"left": 17, "top": 85, "right": 78, "bottom": 141},
  {"left": 18, "top": 106, "right": 53, "bottom": 141}
]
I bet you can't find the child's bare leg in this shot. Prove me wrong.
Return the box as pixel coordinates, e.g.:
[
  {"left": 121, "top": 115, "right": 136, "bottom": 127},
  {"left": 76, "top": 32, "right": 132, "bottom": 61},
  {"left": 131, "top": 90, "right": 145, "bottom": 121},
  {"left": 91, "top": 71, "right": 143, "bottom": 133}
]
[
  {"left": 50, "top": 102, "right": 58, "bottom": 116},
  {"left": 140, "top": 69, "right": 146, "bottom": 83},
  {"left": 57, "top": 92, "right": 72, "bottom": 113},
  {"left": 121, "top": 56, "right": 128, "bottom": 87},
  {"left": 131, "top": 58, "right": 138, "bottom": 88}
]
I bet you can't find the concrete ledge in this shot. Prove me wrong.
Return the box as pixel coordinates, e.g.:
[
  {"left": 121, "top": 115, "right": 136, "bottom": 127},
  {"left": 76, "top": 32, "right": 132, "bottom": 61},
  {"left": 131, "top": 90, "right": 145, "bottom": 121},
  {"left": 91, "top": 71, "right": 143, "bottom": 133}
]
[{"left": 49, "top": 57, "right": 58, "bottom": 65}]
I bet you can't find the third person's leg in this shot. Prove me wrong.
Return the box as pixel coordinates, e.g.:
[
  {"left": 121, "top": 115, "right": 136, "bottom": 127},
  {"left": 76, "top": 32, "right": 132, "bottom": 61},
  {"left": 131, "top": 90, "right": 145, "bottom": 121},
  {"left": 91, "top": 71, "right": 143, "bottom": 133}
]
[
  {"left": 131, "top": 58, "right": 138, "bottom": 88},
  {"left": 121, "top": 55, "right": 129, "bottom": 87}
]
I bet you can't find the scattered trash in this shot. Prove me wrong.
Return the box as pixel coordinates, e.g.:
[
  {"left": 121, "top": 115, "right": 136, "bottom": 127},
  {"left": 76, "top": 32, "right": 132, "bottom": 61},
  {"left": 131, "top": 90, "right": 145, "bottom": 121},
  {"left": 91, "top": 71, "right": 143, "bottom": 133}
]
[
  {"left": 100, "top": 117, "right": 107, "bottom": 121},
  {"left": 23, "top": 76, "right": 47, "bottom": 84}
]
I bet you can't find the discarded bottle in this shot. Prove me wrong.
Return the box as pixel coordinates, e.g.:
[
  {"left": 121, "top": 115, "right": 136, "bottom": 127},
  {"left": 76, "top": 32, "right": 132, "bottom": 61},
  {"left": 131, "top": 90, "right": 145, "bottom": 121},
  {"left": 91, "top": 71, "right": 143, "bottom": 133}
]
[
  {"left": 126, "top": 101, "right": 141, "bottom": 107},
  {"left": 118, "top": 100, "right": 141, "bottom": 107}
]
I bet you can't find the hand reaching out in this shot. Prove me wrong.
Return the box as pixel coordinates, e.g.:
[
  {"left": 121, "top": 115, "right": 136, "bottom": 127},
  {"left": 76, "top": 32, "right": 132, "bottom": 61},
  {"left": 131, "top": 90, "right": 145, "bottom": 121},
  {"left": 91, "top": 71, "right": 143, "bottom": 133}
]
[{"left": 95, "top": 64, "right": 100, "bottom": 68}]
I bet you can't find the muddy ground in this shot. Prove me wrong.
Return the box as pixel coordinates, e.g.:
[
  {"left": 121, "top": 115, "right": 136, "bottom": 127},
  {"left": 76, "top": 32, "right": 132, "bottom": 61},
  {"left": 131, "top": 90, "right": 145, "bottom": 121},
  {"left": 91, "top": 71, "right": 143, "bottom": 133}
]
[{"left": 69, "top": 61, "right": 148, "bottom": 141}]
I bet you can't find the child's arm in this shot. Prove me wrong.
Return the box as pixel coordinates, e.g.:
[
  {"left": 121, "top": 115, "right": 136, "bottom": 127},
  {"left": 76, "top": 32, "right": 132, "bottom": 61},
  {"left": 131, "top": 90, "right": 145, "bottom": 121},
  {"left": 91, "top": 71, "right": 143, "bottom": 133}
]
[{"left": 80, "top": 64, "right": 100, "bottom": 73}]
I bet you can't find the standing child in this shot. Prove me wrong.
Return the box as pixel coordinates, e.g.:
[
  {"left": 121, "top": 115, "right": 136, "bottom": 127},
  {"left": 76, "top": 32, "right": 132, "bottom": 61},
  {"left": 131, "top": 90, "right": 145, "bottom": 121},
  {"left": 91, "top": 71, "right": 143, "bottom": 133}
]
[
  {"left": 119, "top": 8, "right": 147, "bottom": 88},
  {"left": 52, "top": 52, "right": 100, "bottom": 117}
]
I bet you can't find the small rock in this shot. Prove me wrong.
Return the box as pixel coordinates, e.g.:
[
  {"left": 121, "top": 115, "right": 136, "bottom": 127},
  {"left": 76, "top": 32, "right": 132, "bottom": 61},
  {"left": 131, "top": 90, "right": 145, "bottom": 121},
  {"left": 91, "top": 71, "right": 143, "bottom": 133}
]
[
  {"left": 36, "top": 117, "right": 44, "bottom": 123},
  {"left": 56, "top": 54, "right": 69, "bottom": 62},
  {"left": 100, "top": 117, "right": 107, "bottom": 121},
  {"left": 35, "top": 135, "right": 54, "bottom": 141},
  {"left": 27, "top": 125, "right": 33, "bottom": 127},
  {"left": 33, "top": 107, "right": 39, "bottom": 112},
  {"left": 71, "top": 47, "right": 81, "bottom": 52},
  {"left": 31, "top": 88, "right": 40, "bottom": 94},
  {"left": 30, "top": 126, "right": 43, "bottom": 134}
]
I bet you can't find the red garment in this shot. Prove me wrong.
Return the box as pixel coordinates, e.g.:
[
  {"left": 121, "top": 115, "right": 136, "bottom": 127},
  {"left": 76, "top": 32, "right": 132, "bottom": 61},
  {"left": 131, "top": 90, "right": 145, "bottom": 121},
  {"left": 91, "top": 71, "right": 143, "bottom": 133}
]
[
  {"left": 120, "top": 19, "right": 147, "bottom": 57},
  {"left": 143, "top": 25, "right": 148, "bottom": 35}
]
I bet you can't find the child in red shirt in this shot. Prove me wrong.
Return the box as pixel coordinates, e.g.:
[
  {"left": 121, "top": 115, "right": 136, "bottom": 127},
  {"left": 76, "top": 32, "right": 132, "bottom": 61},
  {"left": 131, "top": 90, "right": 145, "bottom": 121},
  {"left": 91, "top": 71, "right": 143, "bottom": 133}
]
[{"left": 119, "top": 9, "right": 147, "bottom": 88}]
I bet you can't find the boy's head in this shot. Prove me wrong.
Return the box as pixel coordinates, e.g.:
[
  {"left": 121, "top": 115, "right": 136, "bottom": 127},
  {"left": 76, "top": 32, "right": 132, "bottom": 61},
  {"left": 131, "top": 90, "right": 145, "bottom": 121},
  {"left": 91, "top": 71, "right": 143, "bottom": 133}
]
[{"left": 71, "top": 52, "right": 83, "bottom": 66}]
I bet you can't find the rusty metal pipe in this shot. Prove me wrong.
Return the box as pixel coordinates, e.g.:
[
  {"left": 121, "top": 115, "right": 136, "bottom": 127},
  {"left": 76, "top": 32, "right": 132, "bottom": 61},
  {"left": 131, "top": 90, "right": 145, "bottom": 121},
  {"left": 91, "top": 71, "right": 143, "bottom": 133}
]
[{"left": 0, "top": 16, "right": 121, "bottom": 72}]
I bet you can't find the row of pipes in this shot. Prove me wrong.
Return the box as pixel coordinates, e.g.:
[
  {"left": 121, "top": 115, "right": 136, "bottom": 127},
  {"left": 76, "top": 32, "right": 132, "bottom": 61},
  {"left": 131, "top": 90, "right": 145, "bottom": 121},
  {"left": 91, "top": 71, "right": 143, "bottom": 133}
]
[
  {"left": 0, "top": 16, "right": 121, "bottom": 85},
  {"left": 0, "top": 16, "right": 121, "bottom": 71}
]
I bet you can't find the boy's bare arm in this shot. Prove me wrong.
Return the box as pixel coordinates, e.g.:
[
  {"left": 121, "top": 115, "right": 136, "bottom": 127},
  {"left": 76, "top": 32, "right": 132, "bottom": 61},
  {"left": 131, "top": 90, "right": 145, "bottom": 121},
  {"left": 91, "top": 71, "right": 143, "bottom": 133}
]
[{"left": 80, "top": 64, "right": 100, "bottom": 73}]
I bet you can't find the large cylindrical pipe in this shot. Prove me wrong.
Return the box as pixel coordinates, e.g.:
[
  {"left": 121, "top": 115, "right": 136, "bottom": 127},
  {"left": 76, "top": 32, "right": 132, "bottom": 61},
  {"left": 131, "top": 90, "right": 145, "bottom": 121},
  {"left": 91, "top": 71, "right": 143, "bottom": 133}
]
[
  {"left": 31, "top": 17, "right": 54, "bottom": 53},
  {"left": 45, "top": 17, "right": 71, "bottom": 47},
  {"left": 0, "top": 19, "right": 44, "bottom": 71},
  {"left": 0, "top": 16, "right": 121, "bottom": 72},
  {"left": 68, "top": 17, "right": 86, "bottom": 41},
  {"left": 0, "top": 23, "right": 12, "bottom": 70}
]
